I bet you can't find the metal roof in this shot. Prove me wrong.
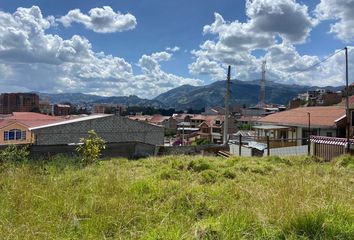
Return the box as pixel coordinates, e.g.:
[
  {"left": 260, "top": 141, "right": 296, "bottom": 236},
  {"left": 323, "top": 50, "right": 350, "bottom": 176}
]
[
  {"left": 253, "top": 125, "right": 291, "bottom": 130},
  {"left": 29, "top": 114, "right": 112, "bottom": 130}
]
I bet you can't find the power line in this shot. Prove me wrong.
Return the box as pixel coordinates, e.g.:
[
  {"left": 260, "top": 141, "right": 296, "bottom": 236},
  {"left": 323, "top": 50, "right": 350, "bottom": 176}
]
[{"left": 285, "top": 48, "right": 345, "bottom": 80}]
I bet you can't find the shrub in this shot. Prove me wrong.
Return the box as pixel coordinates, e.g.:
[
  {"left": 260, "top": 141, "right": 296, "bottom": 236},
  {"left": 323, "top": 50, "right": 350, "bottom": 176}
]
[
  {"left": 76, "top": 130, "right": 106, "bottom": 165},
  {"left": 0, "top": 145, "right": 29, "bottom": 164}
]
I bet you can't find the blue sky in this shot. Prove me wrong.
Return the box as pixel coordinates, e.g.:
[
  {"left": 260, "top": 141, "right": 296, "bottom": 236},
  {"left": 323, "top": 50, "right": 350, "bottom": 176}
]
[{"left": 0, "top": 0, "right": 353, "bottom": 98}]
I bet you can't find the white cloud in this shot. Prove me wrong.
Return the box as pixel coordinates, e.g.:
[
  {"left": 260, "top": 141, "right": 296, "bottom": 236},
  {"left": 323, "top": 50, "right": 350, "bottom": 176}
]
[
  {"left": 136, "top": 51, "right": 202, "bottom": 96},
  {"left": 58, "top": 6, "right": 137, "bottom": 33},
  {"left": 188, "top": 0, "right": 353, "bottom": 87},
  {"left": 0, "top": 6, "right": 201, "bottom": 98},
  {"left": 315, "top": 0, "right": 354, "bottom": 42},
  {"left": 165, "top": 46, "right": 180, "bottom": 52},
  {"left": 246, "top": 0, "right": 314, "bottom": 43}
]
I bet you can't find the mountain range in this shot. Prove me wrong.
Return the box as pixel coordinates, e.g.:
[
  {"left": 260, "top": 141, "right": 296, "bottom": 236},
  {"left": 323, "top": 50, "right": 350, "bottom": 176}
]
[{"left": 38, "top": 80, "right": 344, "bottom": 110}]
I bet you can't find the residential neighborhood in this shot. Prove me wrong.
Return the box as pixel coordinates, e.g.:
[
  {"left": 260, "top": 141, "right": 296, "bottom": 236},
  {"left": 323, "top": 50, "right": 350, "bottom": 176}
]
[{"left": 0, "top": 1, "right": 354, "bottom": 238}]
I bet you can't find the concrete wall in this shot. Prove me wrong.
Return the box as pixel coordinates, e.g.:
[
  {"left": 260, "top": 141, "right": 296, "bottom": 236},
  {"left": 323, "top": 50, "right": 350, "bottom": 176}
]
[
  {"left": 229, "top": 144, "right": 252, "bottom": 156},
  {"left": 270, "top": 145, "right": 308, "bottom": 156},
  {"left": 29, "top": 142, "right": 157, "bottom": 159},
  {"left": 32, "top": 116, "right": 164, "bottom": 146}
]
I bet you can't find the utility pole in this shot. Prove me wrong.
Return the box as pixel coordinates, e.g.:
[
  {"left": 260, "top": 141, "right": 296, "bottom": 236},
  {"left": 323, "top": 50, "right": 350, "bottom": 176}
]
[
  {"left": 223, "top": 65, "right": 231, "bottom": 145},
  {"left": 308, "top": 112, "right": 311, "bottom": 155},
  {"left": 345, "top": 47, "right": 350, "bottom": 153},
  {"left": 259, "top": 60, "right": 266, "bottom": 107}
]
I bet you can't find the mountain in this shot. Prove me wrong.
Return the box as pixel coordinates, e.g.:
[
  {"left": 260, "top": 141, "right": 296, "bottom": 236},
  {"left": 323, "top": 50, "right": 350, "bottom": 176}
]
[
  {"left": 38, "top": 93, "right": 165, "bottom": 108},
  {"left": 37, "top": 80, "right": 344, "bottom": 110},
  {"left": 153, "top": 80, "right": 344, "bottom": 110}
]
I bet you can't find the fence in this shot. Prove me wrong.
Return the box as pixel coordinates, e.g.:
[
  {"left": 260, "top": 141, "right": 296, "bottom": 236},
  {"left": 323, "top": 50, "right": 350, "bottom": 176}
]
[
  {"left": 230, "top": 135, "right": 354, "bottom": 161},
  {"left": 229, "top": 135, "right": 310, "bottom": 157},
  {"left": 310, "top": 136, "right": 354, "bottom": 161}
]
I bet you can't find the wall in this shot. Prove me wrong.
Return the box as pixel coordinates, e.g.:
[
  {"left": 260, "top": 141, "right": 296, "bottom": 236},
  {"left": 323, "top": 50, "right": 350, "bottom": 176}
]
[
  {"left": 229, "top": 144, "right": 252, "bottom": 156},
  {"left": 270, "top": 145, "right": 308, "bottom": 156},
  {"left": 157, "top": 144, "right": 228, "bottom": 156},
  {"left": 32, "top": 116, "right": 164, "bottom": 146},
  {"left": 29, "top": 142, "right": 157, "bottom": 159},
  {"left": 0, "top": 122, "right": 33, "bottom": 145}
]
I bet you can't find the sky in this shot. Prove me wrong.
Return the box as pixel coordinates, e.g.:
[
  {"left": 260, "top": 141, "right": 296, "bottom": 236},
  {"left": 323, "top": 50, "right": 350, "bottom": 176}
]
[{"left": 0, "top": 0, "right": 354, "bottom": 99}]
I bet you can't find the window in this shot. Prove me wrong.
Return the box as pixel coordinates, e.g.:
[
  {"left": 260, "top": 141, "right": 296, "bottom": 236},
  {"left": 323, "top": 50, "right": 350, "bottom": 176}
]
[
  {"left": 326, "top": 132, "right": 333, "bottom": 137},
  {"left": 4, "top": 131, "right": 9, "bottom": 141},
  {"left": 22, "top": 131, "right": 26, "bottom": 140},
  {"left": 212, "top": 128, "right": 221, "bottom": 133},
  {"left": 3, "top": 129, "right": 25, "bottom": 141}
]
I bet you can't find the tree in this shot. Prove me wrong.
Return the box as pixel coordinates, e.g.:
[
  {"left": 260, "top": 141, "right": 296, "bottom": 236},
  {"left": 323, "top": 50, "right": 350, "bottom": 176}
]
[{"left": 76, "top": 130, "right": 106, "bottom": 165}]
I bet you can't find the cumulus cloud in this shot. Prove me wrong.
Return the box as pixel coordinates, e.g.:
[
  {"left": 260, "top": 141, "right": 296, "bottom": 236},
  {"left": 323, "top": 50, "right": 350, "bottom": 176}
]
[
  {"left": 136, "top": 51, "right": 202, "bottom": 96},
  {"left": 58, "top": 6, "right": 137, "bottom": 33},
  {"left": 0, "top": 6, "right": 201, "bottom": 98},
  {"left": 188, "top": 0, "right": 352, "bottom": 86},
  {"left": 315, "top": 0, "right": 354, "bottom": 42}
]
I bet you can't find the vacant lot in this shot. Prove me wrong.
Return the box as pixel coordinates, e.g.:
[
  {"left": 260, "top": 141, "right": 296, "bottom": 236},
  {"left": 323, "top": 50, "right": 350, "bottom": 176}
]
[{"left": 0, "top": 155, "right": 353, "bottom": 239}]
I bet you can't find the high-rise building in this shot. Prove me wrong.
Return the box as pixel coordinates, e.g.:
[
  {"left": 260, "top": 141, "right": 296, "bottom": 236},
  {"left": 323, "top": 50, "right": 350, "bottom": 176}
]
[{"left": 0, "top": 93, "right": 39, "bottom": 114}]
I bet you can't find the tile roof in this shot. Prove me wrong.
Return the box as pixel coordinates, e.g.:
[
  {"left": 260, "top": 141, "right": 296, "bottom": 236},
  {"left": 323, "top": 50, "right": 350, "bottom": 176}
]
[
  {"left": 0, "top": 112, "right": 64, "bottom": 129},
  {"left": 258, "top": 106, "right": 345, "bottom": 128},
  {"left": 149, "top": 115, "right": 170, "bottom": 123}
]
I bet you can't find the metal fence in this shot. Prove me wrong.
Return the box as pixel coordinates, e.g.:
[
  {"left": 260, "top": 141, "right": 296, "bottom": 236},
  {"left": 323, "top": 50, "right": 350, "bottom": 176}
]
[
  {"left": 229, "top": 135, "right": 310, "bottom": 157},
  {"left": 230, "top": 135, "right": 354, "bottom": 161}
]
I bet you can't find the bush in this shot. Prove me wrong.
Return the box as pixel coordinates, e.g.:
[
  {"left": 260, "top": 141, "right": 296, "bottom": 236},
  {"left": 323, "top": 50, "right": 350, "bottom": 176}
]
[
  {"left": 0, "top": 145, "right": 29, "bottom": 164},
  {"left": 76, "top": 130, "right": 106, "bottom": 165}
]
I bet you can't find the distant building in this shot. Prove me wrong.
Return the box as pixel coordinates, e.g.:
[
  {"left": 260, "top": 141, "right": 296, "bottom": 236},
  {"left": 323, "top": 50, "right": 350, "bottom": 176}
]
[
  {"left": 39, "top": 100, "right": 52, "bottom": 115},
  {"left": 289, "top": 89, "right": 342, "bottom": 108},
  {"left": 203, "top": 106, "right": 225, "bottom": 115},
  {"left": 92, "top": 104, "right": 126, "bottom": 115},
  {"left": 0, "top": 93, "right": 39, "bottom": 114},
  {"left": 53, "top": 104, "right": 71, "bottom": 116}
]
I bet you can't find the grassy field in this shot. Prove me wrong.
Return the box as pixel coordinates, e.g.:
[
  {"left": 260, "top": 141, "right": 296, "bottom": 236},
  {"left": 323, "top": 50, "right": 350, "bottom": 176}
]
[{"left": 0, "top": 154, "right": 353, "bottom": 239}]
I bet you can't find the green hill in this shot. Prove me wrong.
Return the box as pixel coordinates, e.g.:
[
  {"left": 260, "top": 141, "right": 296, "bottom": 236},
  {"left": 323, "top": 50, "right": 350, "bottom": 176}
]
[{"left": 0, "top": 155, "right": 353, "bottom": 239}]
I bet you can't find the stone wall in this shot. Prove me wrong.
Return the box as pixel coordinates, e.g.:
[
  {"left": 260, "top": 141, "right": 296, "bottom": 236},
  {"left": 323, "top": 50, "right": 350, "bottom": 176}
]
[{"left": 32, "top": 116, "right": 164, "bottom": 146}]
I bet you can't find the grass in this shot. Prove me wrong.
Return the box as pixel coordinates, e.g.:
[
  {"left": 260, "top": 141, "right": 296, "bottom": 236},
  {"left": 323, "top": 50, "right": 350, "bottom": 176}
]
[{"left": 0, "top": 154, "right": 353, "bottom": 239}]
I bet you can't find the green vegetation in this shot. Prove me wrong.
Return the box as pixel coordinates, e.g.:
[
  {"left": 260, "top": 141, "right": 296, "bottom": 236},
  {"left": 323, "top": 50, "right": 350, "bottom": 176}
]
[
  {"left": 193, "top": 138, "right": 212, "bottom": 145},
  {"left": 76, "top": 130, "right": 106, "bottom": 165},
  {"left": 0, "top": 154, "right": 353, "bottom": 239}
]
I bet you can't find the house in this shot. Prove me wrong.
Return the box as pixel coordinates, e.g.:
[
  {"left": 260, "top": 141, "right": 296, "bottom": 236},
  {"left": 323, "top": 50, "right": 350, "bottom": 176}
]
[
  {"left": 149, "top": 115, "right": 177, "bottom": 134},
  {"left": 53, "top": 104, "right": 71, "bottom": 116},
  {"left": 30, "top": 115, "right": 164, "bottom": 146},
  {"left": 255, "top": 106, "right": 346, "bottom": 147},
  {"left": 0, "top": 112, "right": 63, "bottom": 145},
  {"left": 190, "top": 115, "right": 236, "bottom": 144}
]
